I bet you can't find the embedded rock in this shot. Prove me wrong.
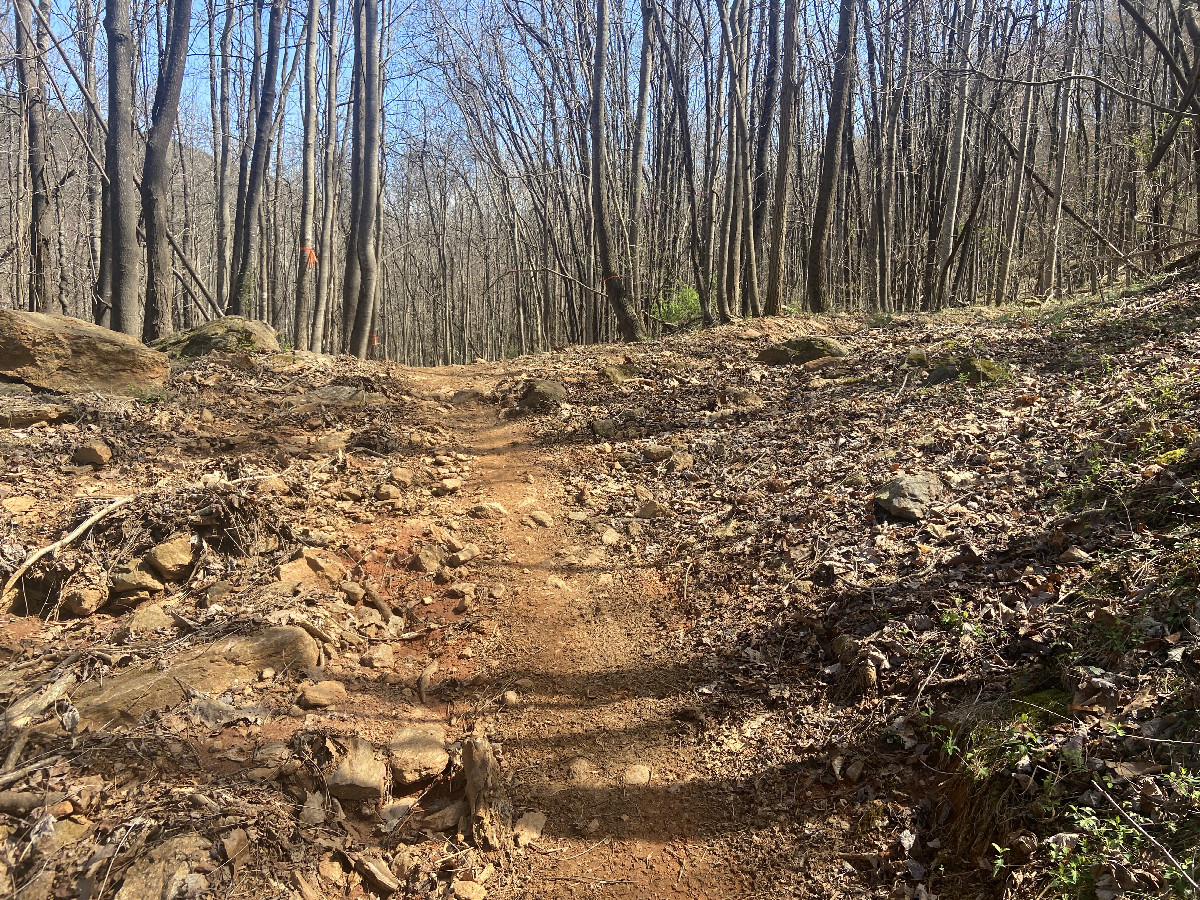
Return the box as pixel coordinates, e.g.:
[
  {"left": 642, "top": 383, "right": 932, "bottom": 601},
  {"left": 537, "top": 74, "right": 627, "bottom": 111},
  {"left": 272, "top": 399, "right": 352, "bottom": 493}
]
[
  {"left": 518, "top": 380, "right": 567, "bottom": 409},
  {"left": 327, "top": 737, "right": 386, "bottom": 801},
  {"left": 758, "top": 336, "right": 848, "bottom": 365},
  {"left": 144, "top": 534, "right": 195, "bottom": 581},
  {"left": 874, "top": 474, "right": 946, "bottom": 521},
  {"left": 924, "top": 356, "right": 1007, "bottom": 386},
  {"left": 390, "top": 724, "right": 449, "bottom": 785},
  {"left": 74, "top": 626, "right": 319, "bottom": 728}
]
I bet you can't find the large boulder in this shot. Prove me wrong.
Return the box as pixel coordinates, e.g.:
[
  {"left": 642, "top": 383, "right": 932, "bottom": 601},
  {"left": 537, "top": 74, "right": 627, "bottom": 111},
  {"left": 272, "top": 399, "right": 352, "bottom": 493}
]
[
  {"left": 0, "top": 309, "right": 169, "bottom": 396},
  {"left": 151, "top": 316, "right": 280, "bottom": 358},
  {"left": 758, "top": 336, "right": 849, "bottom": 365}
]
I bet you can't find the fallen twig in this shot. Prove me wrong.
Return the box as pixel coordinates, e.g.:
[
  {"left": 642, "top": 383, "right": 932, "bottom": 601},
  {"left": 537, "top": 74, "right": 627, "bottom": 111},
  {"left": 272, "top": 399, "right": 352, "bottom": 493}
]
[
  {"left": 1096, "top": 784, "right": 1200, "bottom": 893},
  {"left": 1, "top": 496, "right": 135, "bottom": 603}
]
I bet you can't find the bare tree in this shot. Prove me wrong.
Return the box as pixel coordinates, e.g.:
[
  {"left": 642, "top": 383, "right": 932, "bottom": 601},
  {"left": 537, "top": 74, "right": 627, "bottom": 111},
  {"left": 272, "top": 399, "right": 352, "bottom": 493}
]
[
  {"left": 141, "top": 0, "right": 194, "bottom": 341},
  {"left": 591, "top": 0, "right": 646, "bottom": 341},
  {"left": 104, "top": 0, "right": 140, "bottom": 335},
  {"left": 14, "top": 0, "right": 54, "bottom": 312},
  {"left": 806, "top": 0, "right": 856, "bottom": 313}
]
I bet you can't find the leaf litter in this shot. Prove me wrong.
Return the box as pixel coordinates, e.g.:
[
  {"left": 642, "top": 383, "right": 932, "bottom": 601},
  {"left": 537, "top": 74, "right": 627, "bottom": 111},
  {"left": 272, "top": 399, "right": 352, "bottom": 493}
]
[{"left": 0, "top": 286, "right": 1196, "bottom": 898}]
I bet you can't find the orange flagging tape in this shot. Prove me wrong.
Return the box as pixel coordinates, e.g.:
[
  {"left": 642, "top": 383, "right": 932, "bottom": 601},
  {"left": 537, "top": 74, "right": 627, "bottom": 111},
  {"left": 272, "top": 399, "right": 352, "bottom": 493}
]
[{"left": 302, "top": 246, "right": 318, "bottom": 268}]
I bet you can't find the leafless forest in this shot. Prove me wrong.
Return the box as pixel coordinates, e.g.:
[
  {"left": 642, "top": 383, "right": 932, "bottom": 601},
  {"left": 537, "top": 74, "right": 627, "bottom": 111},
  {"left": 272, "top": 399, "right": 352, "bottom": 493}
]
[{"left": 1, "top": 0, "right": 1198, "bottom": 362}]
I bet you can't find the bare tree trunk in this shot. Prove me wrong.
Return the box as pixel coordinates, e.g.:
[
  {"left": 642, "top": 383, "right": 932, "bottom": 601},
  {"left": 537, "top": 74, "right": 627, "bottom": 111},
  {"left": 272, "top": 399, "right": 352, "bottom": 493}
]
[
  {"left": 348, "top": 0, "right": 382, "bottom": 359},
  {"left": 1038, "top": 0, "right": 1080, "bottom": 297},
  {"left": 806, "top": 0, "right": 856, "bottom": 313},
  {"left": 141, "top": 0, "right": 193, "bottom": 342},
  {"left": 293, "top": 0, "right": 319, "bottom": 351},
  {"left": 105, "top": 0, "right": 140, "bottom": 335},
  {"left": 627, "top": 0, "right": 653, "bottom": 305},
  {"left": 751, "top": 0, "right": 781, "bottom": 283},
  {"left": 230, "top": 0, "right": 284, "bottom": 316},
  {"left": 932, "top": 0, "right": 977, "bottom": 309},
  {"left": 765, "top": 0, "right": 799, "bottom": 316},
  {"left": 341, "top": 29, "right": 364, "bottom": 351},
  {"left": 76, "top": 0, "right": 104, "bottom": 320},
  {"left": 591, "top": 0, "right": 646, "bottom": 342},
  {"left": 994, "top": 11, "right": 1039, "bottom": 307},
  {"left": 213, "top": 0, "right": 234, "bottom": 310},
  {"left": 14, "top": 0, "right": 53, "bottom": 312},
  {"left": 311, "top": 0, "right": 339, "bottom": 353}
]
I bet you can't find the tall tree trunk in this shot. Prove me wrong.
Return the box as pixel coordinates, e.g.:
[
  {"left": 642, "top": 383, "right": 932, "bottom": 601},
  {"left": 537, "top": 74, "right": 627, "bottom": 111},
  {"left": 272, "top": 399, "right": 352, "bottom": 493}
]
[
  {"left": 341, "top": 35, "right": 364, "bottom": 351},
  {"left": 627, "top": 0, "right": 653, "bottom": 306},
  {"left": 1038, "top": 0, "right": 1080, "bottom": 297},
  {"left": 765, "top": 0, "right": 799, "bottom": 316},
  {"left": 994, "top": 11, "right": 1040, "bottom": 307},
  {"left": 751, "top": 0, "right": 781, "bottom": 281},
  {"left": 230, "top": 0, "right": 284, "bottom": 316},
  {"left": 311, "top": 0, "right": 340, "bottom": 353},
  {"left": 14, "top": 0, "right": 53, "bottom": 312},
  {"left": 141, "top": 0, "right": 194, "bottom": 342},
  {"left": 806, "top": 0, "right": 856, "bottom": 314},
  {"left": 294, "top": 0, "right": 319, "bottom": 351},
  {"left": 76, "top": 0, "right": 105, "bottom": 320},
  {"left": 932, "top": 0, "right": 977, "bottom": 309},
  {"left": 105, "top": 0, "right": 140, "bottom": 335},
  {"left": 214, "top": 0, "right": 234, "bottom": 310},
  {"left": 590, "top": 0, "right": 646, "bottom": 342},
  {"left": 348, "top": 0, "right": 382, "bottom": 359}
]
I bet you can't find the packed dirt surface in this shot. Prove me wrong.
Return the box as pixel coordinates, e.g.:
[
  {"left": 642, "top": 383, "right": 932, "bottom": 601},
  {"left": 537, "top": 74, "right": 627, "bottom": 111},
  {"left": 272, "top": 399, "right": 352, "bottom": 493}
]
[{"left": 1, "top": 285, "right": 1199, "bottom": 900}]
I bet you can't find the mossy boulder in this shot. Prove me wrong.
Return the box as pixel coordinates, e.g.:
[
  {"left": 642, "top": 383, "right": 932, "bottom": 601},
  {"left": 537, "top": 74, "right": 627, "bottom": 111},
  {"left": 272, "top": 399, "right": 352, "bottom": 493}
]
[
  {"left": 151, "top": 316, "right": 280, "bottom": 358},
  {"left": 925, "top": 356, "right": 1007, "bottom": 386},
  {"left": 758, "top": 336, "right": 849, "bottom": 365}
]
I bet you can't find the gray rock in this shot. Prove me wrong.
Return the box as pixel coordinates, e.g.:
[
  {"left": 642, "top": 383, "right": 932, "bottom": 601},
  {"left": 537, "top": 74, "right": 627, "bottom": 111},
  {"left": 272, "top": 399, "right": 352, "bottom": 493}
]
[
  {"left": 600, "top": 363, "right": 637, "bottom": 384},
  {"left": 0, "top": 402, "right": 70, "bottom": 428},
  {"left": 470, "top": 502, "right": 508, "bottom": 519},
  {"left": 327, "top": 737, "right": 386, "bottom": 801},
  {"left": 111, "top": 561, "right": 164, "bottom": 594},
  {"left": 360, "top": 644, "right": 395, "bottom": 668},
  {"left": 518, "top": 380, "right": 567, "bottom": 409},
  {"left": 113, "top": 833, "right": 211, "bottom": 900},
  {"left": 513, "top": 811, "right": 547, "bottom": 847},
  {"left": 874, "top": 474, "right": 945, "bottom": 521},
  {"left": 375, "top": 483, "right": 402, "bottom": 500},
  {"left": 411, "top": 548, "right": 442, "bottom": 573},
  {"left": 390, "top": 724, "right": 449, "bottom": 785},
  {"left": 634, "top": 500, "right": 671, "bottom": 519},
  {"left": 622, "top": 764, "right": 652, "bottom": 786},
  {"left": 590, "top": 418, "right": 619, "bottom": 438},
  {"left": 667, "top": 451, "right": 694, "bottom": 472},
  {"left": 448, "top": 544, "right": 480, "bottom": 567}
]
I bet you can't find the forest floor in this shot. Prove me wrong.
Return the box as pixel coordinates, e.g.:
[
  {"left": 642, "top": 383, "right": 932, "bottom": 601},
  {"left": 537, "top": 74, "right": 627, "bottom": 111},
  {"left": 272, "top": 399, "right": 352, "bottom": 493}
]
[{"left": 0, "top": 281, "right": 1198, "bottom": 900}]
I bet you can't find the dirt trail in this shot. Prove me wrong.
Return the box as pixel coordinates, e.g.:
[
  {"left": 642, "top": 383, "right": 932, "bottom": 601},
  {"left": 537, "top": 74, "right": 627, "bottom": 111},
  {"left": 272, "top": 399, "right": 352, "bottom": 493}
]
[{"left": 403, "top": 367, "right": 743, "bottom": 899}]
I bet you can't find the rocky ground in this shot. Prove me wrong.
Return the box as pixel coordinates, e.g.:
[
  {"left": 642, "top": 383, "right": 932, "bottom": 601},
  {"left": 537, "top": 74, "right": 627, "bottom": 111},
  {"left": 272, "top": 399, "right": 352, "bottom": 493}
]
[{"left": 0, "top": 287, "right": 1197, "bottom": 900}]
